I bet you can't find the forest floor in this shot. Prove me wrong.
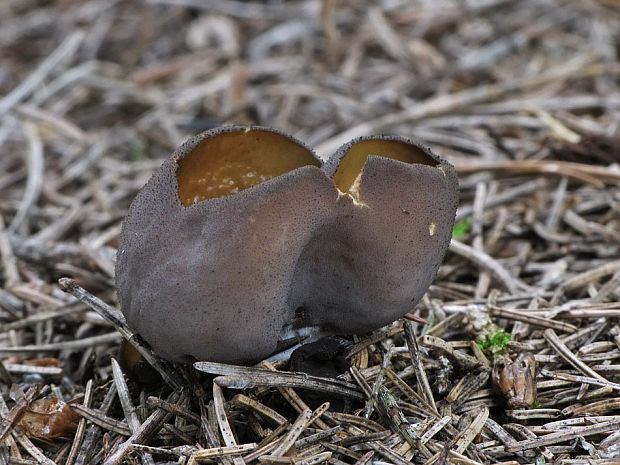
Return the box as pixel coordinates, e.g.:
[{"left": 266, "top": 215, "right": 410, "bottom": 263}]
[{"left": 0, "top": 1, "right": 619, "bottom": 464}]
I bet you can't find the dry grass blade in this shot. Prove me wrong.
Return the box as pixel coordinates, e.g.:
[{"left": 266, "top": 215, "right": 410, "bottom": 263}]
[
  {"left": 0, "top": 31, "right": 84, "bottom": 117},
  {"left": 213, "top": 383, "right": 245, "bottom": 465},
  {"left": 453, "top": 407, "right": 488, "bottom": 454},
  {"left": 0, "top": 214, "right": 20, "bottom": 289},
  {"left": 64, "top": 379, "right": 93, "bottom": 465},
  {"left": 544, "top": 329, "right": 608, "bottom": 381},
  {"left": 8, "top": 122, "right": 43, "bottom": 234},
  {"left": 231, "top": 394, "right": 287, "bottom": 426},
  {"left": 71, "top": 404, "right": 132, "bottom": 436},
  {"left": 0, "top": 333, "right": 121, "bottom": 354},
  {"left": 404, "top": 321, "right": 438, "bottom": 414},
  {"left": 189, "top": 443, "right": 258, "bottom": 463},
  {"left": 196, "top": 361, "right": 364, "bottom": 400},
  {"left": 505, "top": 417, "right": 620, "bottom": 452},
  {"left": 490, "top": 306, "right": 577, "bottom": 332},
  {"left": 110, "top": 358, "right": 155, "bottom": 465},
  {"left": 449, "top": 239, "right": 533, "bottom": 293},
  {"left": 453, "top": 159, "right": 620, "bottom": 187},
  {"left": 103, "top": 392, "right": 181, "bottom": 465},
  {"left": 261, "top": 360, "right": 331, "bottom": 430},
  {"left": 541, "top": 369, "right": 620, "bottom": 392},
  {"left": 269, "top": 408, "right": 312, "bottom": 457}
]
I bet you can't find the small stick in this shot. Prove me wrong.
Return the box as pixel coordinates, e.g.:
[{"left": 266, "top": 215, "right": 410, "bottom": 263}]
[
  {"left": 325, "top": 412, "right": 384, "bottom": 433},
  {"left": 103, "top": 392, "right": 181, "bottom": 465},
  {"left": 455, "top": 179, "right": 544, "bottom": 222},
  {"left": 258, "top": 451, "right": 331, "bottom": 465},
  {"left": 269, "top": 408, "right": 312, "bottom": 457},
  {"left": 65, "top": 379, "right": 93, "bottom": 465},
  {"left": 544, "top": 329, "right": 607, "bottom": 381},
  {"left": 199, "top": 398, "right": 234, "bottom": 465},
  {"left": 314, "top": 57, "right": 599, "bottom": 157},
  {"left": 129, "top": 444, "right": 180, "bottom": 460},
  {"left": 232, "top": 394, "right": 288, "bottom": 426},
  {"left": 212, "top": 383, "right": 245, "bottom": 465},
  {"left": 377, "top": 386, "right": 418, "bottom": 447},
  {"left": 562, "top": 398, "right": 620, "bottom": 417},
  {"left": 58, "top": 278, "right": 183, "bottom": 391},
  {"left": 74, "top": 383, "right": 117, "bottom": 465},
  {"left": 367, "top": 441, "right": 410, "bottom": 465},
  {"left": 541, "top": 368, "right": 620, "bottom": 391},
  {"left": 111, "top": 358, "right": 155, "bottom": 465},
  {"left": 454, "top": 159, "right": 617, "bottom": 187},
  {"left": 111, "top": 359, "right": 141, "bottom": 432},
  {"left": 147, "top": 396, "right": 202, "bottom": 424},
  {"left": 1, "top": 301, "right": 86, "bottom": 332},
  {"left": 448, "top": 370, "right": 490, "bottom": 407},
  {"left": 0, "top": 333, "right": 121, "bottom": 354},
  {"left": 591, "top": 270, "right": 620, "bottom": 303},
  {"left": 449, "top": 239, "right": 532, "bottom": 293},
  {"left": 419, "top": 416, "right": 451, "bottom": 444},
  {"left": 505, "top": 418, "right": 620, "bottom": 452},
  {"left": 8, "top": 122, "right": 44, "bottom": 234},
  {"left": 245, "top": 434, "right": 286, "bottom": 461},
  {"left": 199, "top": 361, "right": 363, "bottom": 400},
  {"left": 338, "top": 430, "right": 390, "bottom": 447},
  {"left": 364, "top": 347, "right": 394, "bottom": 418},
  {"left": 453, "top": 407, "right": 488, "bottom": 454},
  {"left": 0, "top": 31, "right": 84, "bottom": 118},
  {"left": 254, "top": 361, "right": 332, "bottom": 430},
  {"left": 306, "top": 403, "right": 330, "bottom": 428},
  {"left": 489, "top": 307, "right": 577, "bottom": 333},
  {"left": 352, "top": 451, "right": 374, "bottom": 465},
  {"left": 295, "top": 426, "right": 341, "bottom": 449},
  {"left": 189, "top": 444, "right": 257, "bottom": 463},
  {"left": 0, "top": 214, "right": 19, "bottom": 287},
  {"left": 419, "top": 335, "right": 479, "bottom": 370},
  {"left": 2, "top": 363, "right": 62, "bottom": 376},
  {"left": 347, "top": 325, "right": 403, "bottom": 357},
  {"left": 560, "top": 259, "right": 620, "bottom": 292},
  {"left": 348, "top": 366, "right": 373, "bottom": 398},
  {"left": 386, "top": 368, "right": 438, "bottom": 416},
  {"left": 71, "top": 404, "right": 133, "bottom": 436},
  {"left": 404, "top": 322, "right": 438, "bottom": 414}
]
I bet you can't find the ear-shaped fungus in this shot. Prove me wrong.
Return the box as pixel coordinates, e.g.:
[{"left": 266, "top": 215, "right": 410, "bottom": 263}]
[
  {"left": 116, "top": 128, "right": 458, "bottom": 364},
  {"left": 290, "top": 136, "right": 458, "bottom": 334},
  {"left": 116, "top": 127, "right": 334, "bottom": 363}
]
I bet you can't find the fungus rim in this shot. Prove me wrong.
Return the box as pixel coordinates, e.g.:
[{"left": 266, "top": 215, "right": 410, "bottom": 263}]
[
  {"left": 172, "top": 125, "right": 323, "bottom": 207},
  {"left": 323, "top": 135, "right": 444, "bottom": 198}
]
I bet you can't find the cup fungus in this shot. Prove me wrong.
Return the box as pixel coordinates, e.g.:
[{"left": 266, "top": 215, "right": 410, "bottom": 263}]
[{"left": 116, "top": 126, "right": 458, "bottom": 363}]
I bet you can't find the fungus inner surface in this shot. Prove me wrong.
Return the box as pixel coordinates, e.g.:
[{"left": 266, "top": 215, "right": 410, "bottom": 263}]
[
  {"left": 333, "top": 140, "right": 438, "bottom": 198},
  {"left": 177, "top": 130, "right": 320, "bottom": 206}
]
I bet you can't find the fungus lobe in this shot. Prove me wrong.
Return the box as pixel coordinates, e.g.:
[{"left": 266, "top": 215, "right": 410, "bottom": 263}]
[{"left": 116, "top": 126, "right": 458, "bottom": 363}]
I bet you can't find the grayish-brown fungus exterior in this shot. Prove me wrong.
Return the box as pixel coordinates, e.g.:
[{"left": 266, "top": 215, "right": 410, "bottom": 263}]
[
  {"left": 292, "top": 136, "right": 459, "bottom": 334},
  {"left": 116, "top": 128, "right": 458, "bottom": 363},
  {"left": 116, "top": 127, "right": 334, "bottom": 363}
]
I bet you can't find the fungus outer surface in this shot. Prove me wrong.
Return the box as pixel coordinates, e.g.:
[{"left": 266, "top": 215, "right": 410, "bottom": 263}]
[
  {"left": 117, "top": 126, "right": 335, "bottom": 363},
  {"left": 295, "top": 135, "right": 459, "bottom": 335},
  {"left": 117, "top": 128, "right": 458, "bottom": 364}
]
